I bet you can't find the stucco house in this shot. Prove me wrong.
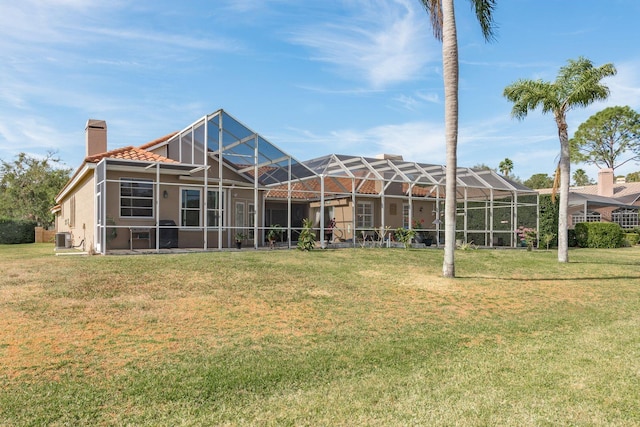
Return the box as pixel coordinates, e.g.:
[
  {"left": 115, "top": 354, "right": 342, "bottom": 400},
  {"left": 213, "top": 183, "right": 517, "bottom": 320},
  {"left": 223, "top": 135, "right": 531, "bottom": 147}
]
[
  {"left": 53, "top": 109, "right": 538, "bottom": 254},
  {"left": 537, "top": 168, "right": 640, "bottom": 230}
]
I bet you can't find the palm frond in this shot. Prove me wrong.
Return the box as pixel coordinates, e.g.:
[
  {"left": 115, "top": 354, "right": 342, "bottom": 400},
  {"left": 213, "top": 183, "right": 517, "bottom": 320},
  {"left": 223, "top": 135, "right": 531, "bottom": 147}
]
[
  {"left": 419, "top": 0, "right": 443, "bottom": 41},
  {"left": 551, "top": 163, "right": 560, "bottom": 203},
  {"left": 470, "top": 0, "right": 497, "bottom": 42}
]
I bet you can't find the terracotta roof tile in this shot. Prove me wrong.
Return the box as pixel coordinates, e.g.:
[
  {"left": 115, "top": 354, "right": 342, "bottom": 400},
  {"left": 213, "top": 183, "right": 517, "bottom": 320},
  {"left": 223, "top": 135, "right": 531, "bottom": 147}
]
[
  {"left": 266, "top": 177, "right": 381, "bottom": 199},
  {"left": 402, "top": 183, "right": 438, "bottom": 197},
  {"left": 85, "top": 146, "right": 178, "bottom": 164}
]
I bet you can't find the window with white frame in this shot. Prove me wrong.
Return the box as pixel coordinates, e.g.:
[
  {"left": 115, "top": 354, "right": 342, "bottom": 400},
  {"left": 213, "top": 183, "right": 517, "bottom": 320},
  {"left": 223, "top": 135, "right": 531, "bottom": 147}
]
[
  {"left": 181, "top": 188, "right": 201, "bottom": 227},
  {"left": 206, "top": 190, "right": 223, "bottom": 227},
  {"left": 356, "top": 201, "right": 373, "bottom": 228},
  {"left": 120, "top": 178, "right": 154, "bottom": 218},
  {"left": 612, "top": 208, "right": 639, "bottom": 229}
]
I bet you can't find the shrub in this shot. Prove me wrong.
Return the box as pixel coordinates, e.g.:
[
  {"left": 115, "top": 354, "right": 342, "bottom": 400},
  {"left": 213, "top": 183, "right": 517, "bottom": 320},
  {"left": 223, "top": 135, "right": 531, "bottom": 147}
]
[
  {"left": 574, "top": 222, "right": 625, "bottom": 248},
  {"left": 394, "top": 228, "right": 415, "bottom": 249},
  {"left": 568, "top": 229, "right": 578, "bottom": 247},
  {"left": 624, "top": 233, "right": 639, "bottom": 246},
  {"left": 0, "top": 218, "right": 37, "bottom": 244},
  {"left": 297, "top": 218, "right": 316, "bottom": 251},
  {"left": 539, "top": 195, "right": 559, "bottom": 247}
]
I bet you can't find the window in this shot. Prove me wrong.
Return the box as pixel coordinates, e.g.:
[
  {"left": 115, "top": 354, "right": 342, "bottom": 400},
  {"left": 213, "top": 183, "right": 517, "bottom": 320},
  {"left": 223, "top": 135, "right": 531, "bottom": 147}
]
[
  {"left": 356, "top": 201, "right": 373, "bottom": 228},
  {"left": 235, "top": 201, "right": 245, "bottom": 232},
  {"left": 181, "top": 188, "right": 201, "bottom": 227},
  {"left": 120, "top": 179, "right": 154, "bottom": 218},
  {"left": 207, "top": 190, "right": 223, "bottom": 227},
  {"left": 613, "top": 208, "right": 639, "bottom": 229},
  {"left": 181, "top": 188, "right": 225, "bottom": 228}
]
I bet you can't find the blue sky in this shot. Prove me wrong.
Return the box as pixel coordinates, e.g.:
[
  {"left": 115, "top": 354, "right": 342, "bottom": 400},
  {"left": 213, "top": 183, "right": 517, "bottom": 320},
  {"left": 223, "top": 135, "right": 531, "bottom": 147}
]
[{"left": 1, "top": 0, "right": 639, "bottom": 182}]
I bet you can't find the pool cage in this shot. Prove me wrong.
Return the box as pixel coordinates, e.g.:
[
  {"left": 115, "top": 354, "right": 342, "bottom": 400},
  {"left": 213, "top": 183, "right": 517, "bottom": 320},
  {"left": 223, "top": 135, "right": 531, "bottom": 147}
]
[{"left": 94, "top": 109, "right": 538, "bottom": 253}]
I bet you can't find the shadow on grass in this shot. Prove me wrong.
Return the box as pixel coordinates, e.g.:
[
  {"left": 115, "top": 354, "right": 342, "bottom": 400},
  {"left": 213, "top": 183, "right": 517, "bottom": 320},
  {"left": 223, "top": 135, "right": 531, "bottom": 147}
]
[
  {"left": 570, "top": 260, "right": 640, "bottom": 266},
  {"left": 457, "top": 274, "right": 640, "bottom": 282}
]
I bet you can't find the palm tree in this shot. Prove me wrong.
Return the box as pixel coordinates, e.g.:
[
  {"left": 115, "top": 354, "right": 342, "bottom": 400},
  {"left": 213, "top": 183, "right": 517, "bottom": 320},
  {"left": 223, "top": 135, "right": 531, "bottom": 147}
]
[
  {"left": 572, "top": 168, "right": 592, "bottom": 186},
  {"left": 504, "top": 57, "right": 616, "bottom": 263},
  {"left": 419, "top": 0, "right": 496, "bottom": 278},
  {"left": 499, "top": 158, "right": 514, "bottom": 177}
]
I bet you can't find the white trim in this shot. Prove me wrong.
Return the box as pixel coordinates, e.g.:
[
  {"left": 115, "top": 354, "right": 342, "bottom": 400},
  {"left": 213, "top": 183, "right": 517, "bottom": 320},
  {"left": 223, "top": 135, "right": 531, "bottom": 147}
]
[{"left": 56, "top": 163, "right": 94, "bottom": 202}]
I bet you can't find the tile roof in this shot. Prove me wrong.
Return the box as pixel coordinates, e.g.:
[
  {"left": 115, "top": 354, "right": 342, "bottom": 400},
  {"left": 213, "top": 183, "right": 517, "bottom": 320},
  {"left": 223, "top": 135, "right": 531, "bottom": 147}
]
[
  {"left": 538, "top": 182, "right": 640, "bottom": 205},
  {"left": 85, "top": 146, "right": 178, "bottom": 164},
  {"left": 266, "top": 177, "right": 380, "bottom": 199}
]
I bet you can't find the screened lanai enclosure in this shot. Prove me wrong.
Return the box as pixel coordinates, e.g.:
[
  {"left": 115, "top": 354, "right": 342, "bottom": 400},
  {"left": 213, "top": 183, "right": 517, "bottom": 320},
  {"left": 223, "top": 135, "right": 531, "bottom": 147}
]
[{"left": 94, "top": 109, "right": 538, "bottom": 254}]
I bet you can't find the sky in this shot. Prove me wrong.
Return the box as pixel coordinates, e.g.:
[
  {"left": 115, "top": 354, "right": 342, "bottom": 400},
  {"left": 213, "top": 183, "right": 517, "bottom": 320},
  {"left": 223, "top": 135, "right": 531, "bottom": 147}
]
[{"left": 1, "top": 0, "right": 639, "bottom": 183}]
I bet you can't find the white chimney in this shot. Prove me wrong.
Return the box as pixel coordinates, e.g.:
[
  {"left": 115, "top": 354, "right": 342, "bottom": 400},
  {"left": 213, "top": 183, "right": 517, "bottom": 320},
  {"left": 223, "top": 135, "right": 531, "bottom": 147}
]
[
  {"left": 597, "top": 168, "right": 614, "bottom": 197},
  {"left": 85, "top": 119, "right": 107, "bottom": 157}
]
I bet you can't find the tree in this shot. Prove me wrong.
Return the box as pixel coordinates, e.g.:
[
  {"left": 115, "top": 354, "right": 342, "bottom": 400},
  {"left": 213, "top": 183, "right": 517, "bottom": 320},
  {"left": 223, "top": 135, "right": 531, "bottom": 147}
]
[
  {"left": 472, "top": 163, "right": 493, "bottom": 170},
  {"left": 570, "top": 106, "right": 640, "bottom": 174},
  {"left": 498, "top": 157, "right": 513, "bottom": 177},
  {"left": 420, "top": 0, "right": 496, "bottom": 278},
  {"left": 572, "top": 168, "right": 593, "bottom": 186},
  {"left": 504, "top": 57, "right": 616, "bottom": 263},
  {"left": 626, "top": 171, "right": 640, "bottom": 182},
  {"left": 524, "top": 173, "right": 554, "bottom": 189},
  {"left": 0, "top": 152, "right": 71, "bottom": 228}
]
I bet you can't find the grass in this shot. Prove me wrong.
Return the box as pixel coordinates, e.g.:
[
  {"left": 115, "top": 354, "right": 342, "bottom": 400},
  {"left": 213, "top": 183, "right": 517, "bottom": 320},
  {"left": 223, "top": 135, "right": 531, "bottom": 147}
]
[{"left": 1, "top": 243, "right": 639, "bottom": 425}]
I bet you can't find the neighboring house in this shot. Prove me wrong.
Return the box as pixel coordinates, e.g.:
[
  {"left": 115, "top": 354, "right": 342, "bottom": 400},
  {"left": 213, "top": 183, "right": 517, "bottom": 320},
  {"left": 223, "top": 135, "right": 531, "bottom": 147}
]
[
  {"left": 53, "top": 109, "right": 538, "bottom": 254},
  {"left": 537, "top": 168, "right": 640, "bottom": 229}
]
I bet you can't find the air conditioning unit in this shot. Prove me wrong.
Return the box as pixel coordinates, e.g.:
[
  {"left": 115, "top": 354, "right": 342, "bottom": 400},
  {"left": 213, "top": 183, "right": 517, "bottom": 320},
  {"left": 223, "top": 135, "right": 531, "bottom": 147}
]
[
  {"left": 55, "top": 232, "right": 72, "bottom": 250},
  {"left": 55, "top": 233, "right": 66, "bottom": 249}
]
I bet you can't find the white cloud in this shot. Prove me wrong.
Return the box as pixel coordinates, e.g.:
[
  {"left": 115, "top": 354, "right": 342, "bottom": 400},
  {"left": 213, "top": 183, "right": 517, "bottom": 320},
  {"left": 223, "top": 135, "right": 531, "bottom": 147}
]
[
  {"left": 0, "top": 115, "right": 79, "bottom": 163},
  {"left": 74, "top": 26, "right": 240, "bottom": 52},
  {"left": 394, "top": 90, "right": 440, "bottom": 111},
  {"left": 289, "top": 0, "right": 437, "bottom": 89},
  {"left": 601, "top": 60, "right": 640, "bottom": 110},
  {"left": 276, "top": 120, "right": 445, "bottom": 164}
]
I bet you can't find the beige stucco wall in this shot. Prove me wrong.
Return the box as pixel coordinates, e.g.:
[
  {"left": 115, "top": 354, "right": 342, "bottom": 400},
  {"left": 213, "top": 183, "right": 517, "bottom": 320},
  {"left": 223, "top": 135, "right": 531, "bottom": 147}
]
[{"left": 56, "top": 171, "right": 95, "bottom": 251}]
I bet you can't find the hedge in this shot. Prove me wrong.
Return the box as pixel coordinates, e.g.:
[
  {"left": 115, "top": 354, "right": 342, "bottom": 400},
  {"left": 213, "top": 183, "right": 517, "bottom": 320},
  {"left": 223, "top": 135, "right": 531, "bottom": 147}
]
[
  {"left": 625, "top": 232, "right": 640, "bottom": 246},
  {"left": 574, "top": 222, "right": 625, "bottom": 248},
  {"left": 0, "top": 218, "right": 37, "bottom": 244}
]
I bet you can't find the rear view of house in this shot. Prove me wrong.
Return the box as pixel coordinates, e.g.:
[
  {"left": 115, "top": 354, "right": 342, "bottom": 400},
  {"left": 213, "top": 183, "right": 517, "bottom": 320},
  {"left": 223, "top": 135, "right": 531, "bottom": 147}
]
[{"left": 54, "top": 109, "right": 538, "bottom": 254}]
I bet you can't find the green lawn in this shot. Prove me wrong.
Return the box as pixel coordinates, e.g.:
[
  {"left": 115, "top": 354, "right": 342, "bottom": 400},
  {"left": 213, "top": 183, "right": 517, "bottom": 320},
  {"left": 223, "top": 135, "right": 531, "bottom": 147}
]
[{"left": 1, "top": 244, "right": 639, "bottom": 425}]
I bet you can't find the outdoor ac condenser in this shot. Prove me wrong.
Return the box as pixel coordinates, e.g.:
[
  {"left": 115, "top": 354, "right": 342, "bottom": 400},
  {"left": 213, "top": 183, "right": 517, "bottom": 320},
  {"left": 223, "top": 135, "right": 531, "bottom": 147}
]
[
  {"left": 55, "top": 233, "right": 66, "bottom": 249},
  {"left": 55, "top": 232, "right": 71, "bottom": 249}
]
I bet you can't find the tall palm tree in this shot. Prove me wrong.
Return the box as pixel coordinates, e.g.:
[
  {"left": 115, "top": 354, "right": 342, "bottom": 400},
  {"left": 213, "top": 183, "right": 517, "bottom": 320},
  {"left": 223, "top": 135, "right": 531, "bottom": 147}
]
[
  {"left": 499, "top": 158, "right": 513, "bottom": 177},
  {"left": 419, "top": 0, "right": 496, "bottom": 277},
  {"left": 504, "top": 57, "right": 616, "bottom": 263}
]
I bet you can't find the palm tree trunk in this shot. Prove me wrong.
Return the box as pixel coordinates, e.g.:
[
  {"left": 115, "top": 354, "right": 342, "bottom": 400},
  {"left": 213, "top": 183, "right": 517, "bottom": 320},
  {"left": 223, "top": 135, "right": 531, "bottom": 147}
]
[
  {"left": 557, "top": 114, "right": 570, "bottom": 263},
  {"left": 442, "top": 0, "right": 458, "bottom": 278}
]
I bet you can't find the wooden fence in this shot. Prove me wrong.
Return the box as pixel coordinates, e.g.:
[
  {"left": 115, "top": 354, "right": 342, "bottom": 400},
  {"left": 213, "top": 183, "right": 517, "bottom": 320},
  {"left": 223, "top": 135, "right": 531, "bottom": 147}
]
[{"left": 34, "top": 227, "right": 57, "bottom": 243}]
